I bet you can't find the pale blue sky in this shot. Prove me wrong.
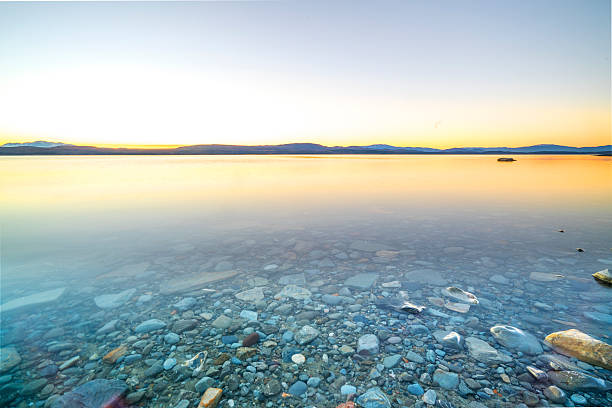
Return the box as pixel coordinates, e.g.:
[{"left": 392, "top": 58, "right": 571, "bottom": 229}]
[{"left": 0, "top": 0, "right": 609, "bottom": 147}]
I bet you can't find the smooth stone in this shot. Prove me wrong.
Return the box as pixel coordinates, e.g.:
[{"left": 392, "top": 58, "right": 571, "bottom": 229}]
[
  {"left": 489, "top": 274, "right": 509, "bottom": 284},
  {"left": 321, "top": 294, "right": 344, "bottom": 305},
  {"left": 195, "top": 377, "right": 216, "bottom": 394},
  {"left": 357, "top": 334, "right": 380, "bottom": 354},
  {"left": 94, "top": 288, "right": 136, "bottom": 309},
  {"left": 583, "top": 311, "right": 612, "bottom": 324},
  {"left": 0, "top": 347, "right": 21, "bottom": 373},
  {"left": 433, "top": 369, "right": 459, "bottom": 389},
  {"left": 235, "top": 287, "right": 265, "bottom": 302},
  {"left": 239, "top": 310, "right": 258, "bottom": 321},
  {"left": 49, "top": 379, "right": 127, "bottom": 408},
  {"left": 163, "top": 358, "right": 177, "bottom": 370},
  {"left": 211, "top": 315, "right": 233, "bottom": 329},
  {"left": 295, "top": 325, "right": 320, "bottom": 345},
  {"left": 543, "top": 385, "right": 566, "bottom": 404},
  {"left": 339, "top": 345, "right": 355, "bottom": 354},
  {"left": 433, "top": 330, "right": 464, "bottom": 350},
  {"left": 20, "top": 378, "right": 47, "bottom": 395},
  {"left": 465, "top": 337, "right": 512, "bottom": 364},
  {"left": 545, "top": 329, "right": 612, "bottom": 370},
  {"left": 405, "top": 350, "right": 424, "bottom": 363},
  {"left": 275, "top": 285, "right": 312, "bottom": 300},
  {"left": 355, "top": 387, "right": 391, "bottom": 408},
  {"left": 291, "top": 354, "right": 306, "bottom": 364},
  {"left": 173, "top": 297, "right": 197, "bottom": 311},
  {"left": 160, "top": 270, "right": 238, "bottom": 295},
  {"left": 134, "top": 319, "right": 166, "bottom": 333},
  {"left": 341, "top": 384, "right": 357, "bottom": 395},
  {"left": 164, "top": 332, "right": 180, "bottom": 345},
  {"left": 490, "top": 325, "right": 543, "bottom": 355},
  {"left": 344, "top": 273, "right": 379, "bottom": 290},
  {"left": 407, "top": 383, "right": 424, "bottom": 396},
  {"left": 0, "top": 287, "right": 66, "bottom": 313},
  {"left": 382, "top": 354, "right": 401, "bottom": 369},
  {"left": 97, "top": 319, "right": 119, "bottom": 334},
  {"left": 570, "top": 394, "right": 587, "bottom": 404},
  {"left": 422, "top": 389, "right": 437, "bottom": 405},
  {"left": 288, "top": 381, "right": 307, "bottom": 396}
]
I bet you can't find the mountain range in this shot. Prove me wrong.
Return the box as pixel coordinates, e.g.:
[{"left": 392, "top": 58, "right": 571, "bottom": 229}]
[{"left": 1, "top": 141, "right": 610, "bottom": 155}]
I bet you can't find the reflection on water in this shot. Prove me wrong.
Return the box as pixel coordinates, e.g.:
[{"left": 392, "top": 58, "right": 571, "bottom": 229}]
[{"left": 0, "top": 155, "right": 611, "bottom": 407}]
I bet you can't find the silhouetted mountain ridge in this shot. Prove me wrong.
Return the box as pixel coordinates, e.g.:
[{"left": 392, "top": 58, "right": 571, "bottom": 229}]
[{"left": 0, "top": 142, "right": 610, "bottom": 155}]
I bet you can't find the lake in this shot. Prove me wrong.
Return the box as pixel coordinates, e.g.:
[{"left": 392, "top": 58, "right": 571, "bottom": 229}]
[{"left": 1, "top": 155, "right": 611, "bottom": 407}]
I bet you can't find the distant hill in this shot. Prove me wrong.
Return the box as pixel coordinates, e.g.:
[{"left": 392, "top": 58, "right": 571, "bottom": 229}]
[
  {"left": 1, "top": 141, "right": 71, "bottom": 148},
  {"left": 0, "top": 141, "right": 610, "bottom": 155}
]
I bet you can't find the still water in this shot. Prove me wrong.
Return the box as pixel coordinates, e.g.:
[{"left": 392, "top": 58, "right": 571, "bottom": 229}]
[{"left": 0, "top": 155, "right": 611, "bottom": 407}]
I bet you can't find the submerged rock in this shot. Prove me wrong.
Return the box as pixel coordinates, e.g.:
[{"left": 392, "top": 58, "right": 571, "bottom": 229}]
[
  {"left": 355, "top": 387, "right": 391, "bottom": 408},
  {"left": 548, "top": 370, "right": 611, "bottom": 392},
  {"left": 0, "top": 287, "right": 66, "bottom": 313},
  {"left": 490, "top": 325, "right": 543, "bottom": 355},
  {"left": 442, "top": 287, "right": 479, "bottom": 304},
  {"left": 465, "top": 337, "right": 512, "bottom": 364},
  {"left": 235, "top": 287, "right": 265, "bottom": 302},
  {"left": 344, "top": 273, "right": 379, "bottom": 290},
  {"left": 357, "top": 334, "right": 380, "bottom": 355},
  {"left": 134, "top": 319, "right": 166, "bottom": 333},
  {"left": 275, "top": 285, "right": 311, "bottom": 300},
  {"left": 295, "top": 325, "right": 320, "bottom": 345},
  {"left": 0, "top": 347, "right": 21, "bottom": 373},
  {"left": 545, "top": 329, "right": 612, "bottom": 370},
  {"left": 94, "top": 288, "right": 136, "bottom": 309},
  {"left": 50, "top": 379, "right": 128, "bottom": 408}
]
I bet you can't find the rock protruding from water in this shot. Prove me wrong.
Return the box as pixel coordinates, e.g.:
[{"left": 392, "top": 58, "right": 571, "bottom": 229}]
[
  {"left": 490, "top": 325, "right": 543, "bottom": 355},
  {"left": 94, "top": 288, "right": 136, "bottom": 309},
  {"left": 0, "top": 287, "right": 66, "bottom": 314},
  {"left": 50, "top": 379, "right": 128, "bottom": 408},
  {"left": 593, "top": 268, "right": 611, "bottom": 285},
  {"left": 465, "top": 336, "right": 512, "bottom": 364},
  {"left": 545, "top": 329, "right": 612, "bottom": 370},
  {"left": 442, "top": 287, "right": 479, "bottom": 304},
  {"left": 344, "top": 273, "right": 378, "bottom": 290}
]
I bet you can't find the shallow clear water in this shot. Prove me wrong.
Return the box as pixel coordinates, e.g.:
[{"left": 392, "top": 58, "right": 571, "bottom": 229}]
[{"left": 1, "top": 155, "right": 611, "bottom": 407}]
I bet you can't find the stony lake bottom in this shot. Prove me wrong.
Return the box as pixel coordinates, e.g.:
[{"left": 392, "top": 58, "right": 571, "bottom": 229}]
[{"left": 0, "top": 155, "right": 611, "bottom": 408}]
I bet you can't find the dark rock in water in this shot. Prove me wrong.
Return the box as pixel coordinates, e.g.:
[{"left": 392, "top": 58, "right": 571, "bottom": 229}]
[
  {"left": 0, "top": 383, "right": 21, "bottom": 405},
  {"left": 288, "top": 381, "right": 307, "bottom": 396},
  {"left": 548, "top": 370, "right": 611, "bottom": 392},
  {"left": 40, "top": 364, "right": 59, "bottom": 377},
  {"left": 242, "top": 332, "right": 260, "bottom": 347},
  {"left": 50, "top": 379, "right": 128, "bottom": 408},
  {"left": 262, "top": 379, "right": 281, "bottom": 396}
]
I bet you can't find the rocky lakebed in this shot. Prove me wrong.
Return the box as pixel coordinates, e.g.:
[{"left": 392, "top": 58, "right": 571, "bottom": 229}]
[{"left": 1, "top": 229, "right": 612, "bottom": 408}]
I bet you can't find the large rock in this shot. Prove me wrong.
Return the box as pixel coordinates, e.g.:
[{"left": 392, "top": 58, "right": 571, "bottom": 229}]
[
  {"left": 465, "top": 337, "right": 512, "bottom": 364},
  {"left": 544, "top": 329, "right": 612, "bottom": 370},
  {"left": 134, "top": 319, "right": 166, "bottom": 333},
  {"left": 275, "top": 285, "right": 311, "bottom": 300},
  {"left": 490, "top": 325, "right": 543, "bottom": 355},
  {"left": 357, "top": 334, "right": 380, "bottom": 355},
  {"left": 160, "top": 270, "right": 239, "bottom": 295},
  {"left": 355, "top": 387, "right": 391, "bottom": 408},
  {"left": 295, "top": 325, "right": 320, "bottom": 345},
  {"left": 50, "top": 379, "right": 128, "bottom": 408},
  {"left": 0, "top": 347, "right": 21, "bottom": 373},
  {"left": 94, "top": 288, "right": 136, "bottom": 309},
  {"left": 235, "top": 287, "right": 265, "bottom": 302},
  {"left": 433, "top": 330, "right": 464, "bottom": 350},
  {"left": 0, "top": 287, "right": 66, "bottom": 314},
  {"left": 592, "top": 268, "right": 611, "bottom": 285},
  {"left": 344, "top": 273, "right": 378, "bottom": 290},
  {"left": 548, "top": 370, "right": 612, "bottom": 392}
]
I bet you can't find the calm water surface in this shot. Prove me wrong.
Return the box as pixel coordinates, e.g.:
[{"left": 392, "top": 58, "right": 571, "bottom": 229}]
[{"left": 0, "top": 155, "right": 611, "bottom": 407}]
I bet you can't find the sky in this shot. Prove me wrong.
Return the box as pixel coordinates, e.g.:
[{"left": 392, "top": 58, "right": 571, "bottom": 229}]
[{"left": 0, "top": 0, "right": 610, "bottom": 148}]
